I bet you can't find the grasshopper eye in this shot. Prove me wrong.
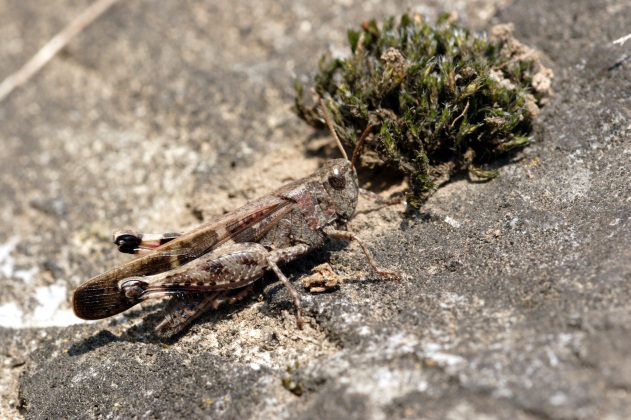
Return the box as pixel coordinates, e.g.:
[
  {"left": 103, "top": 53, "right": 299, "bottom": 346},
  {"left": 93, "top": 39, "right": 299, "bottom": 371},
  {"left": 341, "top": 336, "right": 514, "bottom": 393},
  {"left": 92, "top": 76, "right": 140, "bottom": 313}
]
[{"left": 328, "top": 169, "right": 346, "bottom": 190}]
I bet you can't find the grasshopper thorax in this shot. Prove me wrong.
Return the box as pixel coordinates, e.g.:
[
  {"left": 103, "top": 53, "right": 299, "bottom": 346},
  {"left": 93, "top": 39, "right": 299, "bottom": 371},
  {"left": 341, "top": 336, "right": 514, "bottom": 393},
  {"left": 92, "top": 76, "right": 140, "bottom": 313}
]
[{"left": 318, "top": 158, "right": 359, "bottom": 224}]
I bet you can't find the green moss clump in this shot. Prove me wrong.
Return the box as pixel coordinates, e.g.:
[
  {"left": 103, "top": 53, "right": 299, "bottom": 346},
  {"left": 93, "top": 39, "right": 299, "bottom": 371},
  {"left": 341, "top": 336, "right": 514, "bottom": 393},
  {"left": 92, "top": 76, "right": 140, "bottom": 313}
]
[{"left": 295, "top": 13, "right": 552, "bottom": 205}]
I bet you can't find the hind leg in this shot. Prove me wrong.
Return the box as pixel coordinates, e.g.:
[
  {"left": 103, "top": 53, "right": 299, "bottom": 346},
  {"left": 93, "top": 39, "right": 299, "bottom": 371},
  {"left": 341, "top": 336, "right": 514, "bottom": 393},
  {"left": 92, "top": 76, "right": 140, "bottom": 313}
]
[{"left": 112, "top": 230, "right": 182, "bottom": 254}]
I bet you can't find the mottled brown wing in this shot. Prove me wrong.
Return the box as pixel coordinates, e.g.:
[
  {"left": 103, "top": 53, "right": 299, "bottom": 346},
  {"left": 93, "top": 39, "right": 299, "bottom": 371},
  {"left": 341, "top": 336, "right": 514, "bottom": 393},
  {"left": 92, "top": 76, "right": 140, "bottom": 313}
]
[{"left": 73, "top": 195, "right": 293, "bottom": 319}]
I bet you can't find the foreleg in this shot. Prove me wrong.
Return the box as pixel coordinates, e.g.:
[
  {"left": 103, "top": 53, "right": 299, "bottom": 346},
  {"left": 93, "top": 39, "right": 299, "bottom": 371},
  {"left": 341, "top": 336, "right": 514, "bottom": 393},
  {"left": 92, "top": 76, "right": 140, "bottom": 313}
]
[
  {"left": 323, "top": 226, "right": 400, "bottom": 279},
  {"left": 359, "top": 188, "right": 404, "bottom": 206}
]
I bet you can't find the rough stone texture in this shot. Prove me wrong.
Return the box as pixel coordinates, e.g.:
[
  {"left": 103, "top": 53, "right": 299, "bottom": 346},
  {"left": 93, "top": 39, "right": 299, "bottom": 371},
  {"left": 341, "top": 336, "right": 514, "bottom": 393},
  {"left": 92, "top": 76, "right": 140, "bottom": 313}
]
[{"left": 0, "top": 0, "right": 629, "bottom": 419}]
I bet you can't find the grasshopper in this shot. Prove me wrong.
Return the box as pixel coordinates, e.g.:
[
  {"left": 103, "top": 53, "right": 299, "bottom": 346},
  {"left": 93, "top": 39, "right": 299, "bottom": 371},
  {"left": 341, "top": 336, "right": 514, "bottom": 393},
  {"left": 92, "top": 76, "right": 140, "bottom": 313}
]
[{"left": 72, "top": 100, "right": 401, "bottom": 337}]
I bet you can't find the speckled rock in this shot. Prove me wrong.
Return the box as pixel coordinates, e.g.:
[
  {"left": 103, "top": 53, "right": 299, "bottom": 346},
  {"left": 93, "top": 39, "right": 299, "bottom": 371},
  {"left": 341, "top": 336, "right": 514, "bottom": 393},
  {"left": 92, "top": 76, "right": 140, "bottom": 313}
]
[{"left": 0, "top": 0, "right": 629, "bottom": 419}]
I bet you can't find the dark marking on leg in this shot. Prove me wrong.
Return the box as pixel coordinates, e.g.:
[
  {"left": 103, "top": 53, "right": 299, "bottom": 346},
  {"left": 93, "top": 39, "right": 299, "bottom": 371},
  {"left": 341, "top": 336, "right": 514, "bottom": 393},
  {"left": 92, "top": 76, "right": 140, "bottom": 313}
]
[
  {"left": 202, "top": 260, "right": 224, "bottom": 274},
  {"left": 114, "top": 232, "right": 142, "bottom": 254}
]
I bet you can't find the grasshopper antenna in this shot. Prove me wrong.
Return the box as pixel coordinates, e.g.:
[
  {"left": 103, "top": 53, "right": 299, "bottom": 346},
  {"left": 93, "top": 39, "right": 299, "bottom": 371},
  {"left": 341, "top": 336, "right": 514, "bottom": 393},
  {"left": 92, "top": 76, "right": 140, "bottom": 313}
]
[
  {"left": 319, "top": 98, "right": 373, "bottom": 167},
  {"left": 351, "top": 123, "right": 373, "bottom": 168},
  {"left": 320, "top": 98, "right": 348, "bottom": 161}
]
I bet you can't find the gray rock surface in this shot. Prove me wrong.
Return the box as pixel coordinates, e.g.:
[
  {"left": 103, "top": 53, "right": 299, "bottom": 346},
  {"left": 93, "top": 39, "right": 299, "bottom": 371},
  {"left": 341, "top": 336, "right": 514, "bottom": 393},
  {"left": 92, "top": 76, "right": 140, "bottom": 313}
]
[{"left": 0, "top": 0, "right": 629, "bottom": 418}]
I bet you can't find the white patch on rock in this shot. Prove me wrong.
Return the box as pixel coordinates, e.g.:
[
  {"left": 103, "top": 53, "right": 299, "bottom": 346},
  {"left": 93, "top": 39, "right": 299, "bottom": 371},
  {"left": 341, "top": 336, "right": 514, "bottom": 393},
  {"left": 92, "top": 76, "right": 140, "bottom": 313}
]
[
  {"left": 0, "top": 238, "right": 18, "bottom": 279},
  {"left": 0, "top": 283, "right": 80, "bottom": 329},
  {"left": 444, "top": 216, "right": 461, "bottom": 228}
]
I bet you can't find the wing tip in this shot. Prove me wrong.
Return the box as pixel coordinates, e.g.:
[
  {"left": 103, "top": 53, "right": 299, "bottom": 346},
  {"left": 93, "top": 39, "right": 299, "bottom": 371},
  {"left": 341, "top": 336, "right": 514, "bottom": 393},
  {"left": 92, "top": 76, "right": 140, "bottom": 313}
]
[{"left": 72, "top": 279, "right": 138, "bottom": 320}]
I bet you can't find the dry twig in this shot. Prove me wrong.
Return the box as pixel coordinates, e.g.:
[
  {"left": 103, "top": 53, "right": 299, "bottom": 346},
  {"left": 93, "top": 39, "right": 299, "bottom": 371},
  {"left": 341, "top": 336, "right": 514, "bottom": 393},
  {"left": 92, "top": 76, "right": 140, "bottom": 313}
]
[
  {"left": 0, "top": 0, "right": 121, "bottom": 103},
  {"left": 613, "top": 33, "right": 631, "bottom": 46}
]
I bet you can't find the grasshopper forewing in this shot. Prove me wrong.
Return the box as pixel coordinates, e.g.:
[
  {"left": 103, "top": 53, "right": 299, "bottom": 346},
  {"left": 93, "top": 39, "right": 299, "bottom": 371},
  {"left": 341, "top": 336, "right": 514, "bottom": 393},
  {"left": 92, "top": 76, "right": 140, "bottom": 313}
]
[{"left": 73, "top": 99, "right": 401, "bottom": 336}]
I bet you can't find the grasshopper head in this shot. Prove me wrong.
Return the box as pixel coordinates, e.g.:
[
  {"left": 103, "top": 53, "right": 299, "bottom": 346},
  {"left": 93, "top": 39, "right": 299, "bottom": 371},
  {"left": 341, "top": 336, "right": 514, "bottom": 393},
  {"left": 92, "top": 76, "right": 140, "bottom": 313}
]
[{"left": 320, "top": 158, "right": 359, "bottom": 223}]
